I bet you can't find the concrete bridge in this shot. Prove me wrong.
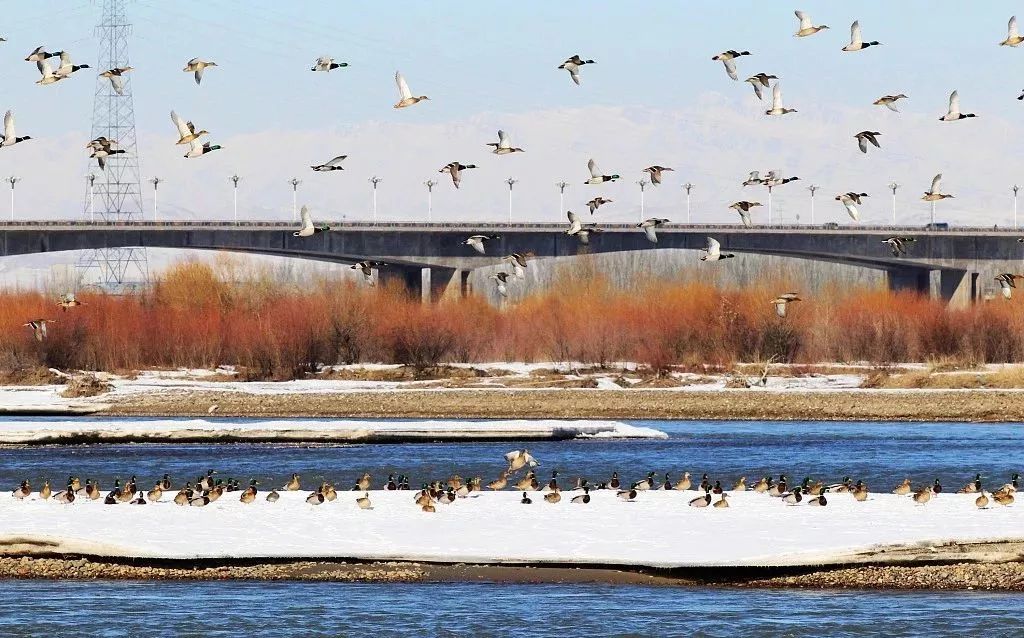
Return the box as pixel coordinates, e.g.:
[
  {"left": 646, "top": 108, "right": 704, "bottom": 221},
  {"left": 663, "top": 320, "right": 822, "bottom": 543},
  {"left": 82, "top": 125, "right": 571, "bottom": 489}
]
[{"left": 1, "top": 221, "right": 1021, "bottom": 306}]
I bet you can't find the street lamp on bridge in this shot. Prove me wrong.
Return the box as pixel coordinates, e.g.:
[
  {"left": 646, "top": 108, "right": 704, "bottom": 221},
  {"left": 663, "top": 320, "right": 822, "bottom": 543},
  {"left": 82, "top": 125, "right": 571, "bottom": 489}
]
[
  {"left": 1013, "top": 185, "right": 1019, "bottom": 230},
  {"left": 807, "top": 184, "right": 819, "bottom": 225},
  {"left": 556, "top": 181, "right": 569, "bottom": 219},
  {"left": 424, "top": 179, "right": 437, "bottom": 222},
  {"left": 150, "top": 177, "right": 162, "bottom": 222},
  {"left": 683, "top": 182, "right": 694, "bottom": 224},
  {"left": 86, "top": 174, "right": 97, "bottom": 222},
  {"left": 288, "top": 178, "right": 301, "bottom": 222},
  {"left": 505, "top": 177, "right": 518, "bottom": 224},
  {"left": 637, "top": 179, "right": 648, "bottom": 221},
  {"left": 7, "top": 176, "right": 18, "bottom": 222},
  {"left": 230, "top": 174, "right": 241, "bottom": 224},
  {"left": 368, "top": 176, "right": 382, "bottom": 222},
  {"left": 888, "top": 182, "right": 900, "bottom": 225}
]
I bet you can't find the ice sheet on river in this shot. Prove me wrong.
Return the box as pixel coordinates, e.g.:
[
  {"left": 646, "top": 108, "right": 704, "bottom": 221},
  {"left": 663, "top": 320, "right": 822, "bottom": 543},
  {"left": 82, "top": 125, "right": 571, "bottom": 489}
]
[
  {"left": 0, "top": 418, "right": 667, "bottom": 444},
  {"left": 0, "top": 490, "right": 1019, "bottom": 568}
]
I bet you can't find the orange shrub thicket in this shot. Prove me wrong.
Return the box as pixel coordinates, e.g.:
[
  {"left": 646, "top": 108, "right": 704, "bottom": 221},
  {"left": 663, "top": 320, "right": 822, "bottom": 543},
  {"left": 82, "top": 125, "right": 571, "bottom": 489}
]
[{"left": 0, "top": 261, "right": 1022, "bottom": 378}]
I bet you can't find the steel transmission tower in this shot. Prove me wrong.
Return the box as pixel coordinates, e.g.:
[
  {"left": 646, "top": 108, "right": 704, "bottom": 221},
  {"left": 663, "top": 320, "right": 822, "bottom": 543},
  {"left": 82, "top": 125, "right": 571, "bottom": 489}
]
[{"left": 77, "top": 0, "right": 149, "bottom": 290}]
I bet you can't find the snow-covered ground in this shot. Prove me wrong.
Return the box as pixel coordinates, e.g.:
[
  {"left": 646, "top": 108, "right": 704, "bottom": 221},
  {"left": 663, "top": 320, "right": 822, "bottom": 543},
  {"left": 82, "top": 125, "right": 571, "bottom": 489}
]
[
  {"left": 0, "top": 418, "right": 666, "bottom": 444},
  {"left": 0, "top": 489, "right": 1018, "bottom": 568}
]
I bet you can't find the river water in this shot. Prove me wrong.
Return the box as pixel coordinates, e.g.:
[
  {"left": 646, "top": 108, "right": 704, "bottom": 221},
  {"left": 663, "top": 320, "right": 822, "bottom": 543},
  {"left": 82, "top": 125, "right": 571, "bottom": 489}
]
[{"left": 0, "top": 417, "right": 1022, "bottom": 637}]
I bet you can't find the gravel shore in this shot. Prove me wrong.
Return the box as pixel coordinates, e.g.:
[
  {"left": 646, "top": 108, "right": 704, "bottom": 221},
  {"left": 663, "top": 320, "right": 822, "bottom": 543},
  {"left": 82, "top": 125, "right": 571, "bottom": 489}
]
[
  {"left": 3, "top": 556, "right": 1024, "bottom": 591},
  {"left": 105, "top": 388, "right": 1024, "bottom": 421}
]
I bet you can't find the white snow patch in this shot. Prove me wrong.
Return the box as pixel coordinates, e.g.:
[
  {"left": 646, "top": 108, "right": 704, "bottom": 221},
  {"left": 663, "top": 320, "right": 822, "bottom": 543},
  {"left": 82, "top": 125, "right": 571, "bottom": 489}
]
[
  {"left": 0, "top": 418, "right": 666, "bottom": 444},
  {"left": 0, "top": 490, "right": 1018, "bottom": 568}
]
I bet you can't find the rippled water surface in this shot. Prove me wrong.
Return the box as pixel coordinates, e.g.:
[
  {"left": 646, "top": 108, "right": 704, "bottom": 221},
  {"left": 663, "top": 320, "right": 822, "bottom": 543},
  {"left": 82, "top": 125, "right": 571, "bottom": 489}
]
[
  {"left": 0, "top": 580, "right": 1021, "bottom": 638},
  {"left": 0, "top": 418, "right": 1020, "bottom": 490}
]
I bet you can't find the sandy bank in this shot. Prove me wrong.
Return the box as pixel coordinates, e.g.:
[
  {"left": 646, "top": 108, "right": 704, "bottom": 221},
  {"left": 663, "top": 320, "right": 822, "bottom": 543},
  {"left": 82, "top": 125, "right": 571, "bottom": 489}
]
[{"left": 103, "top": 388, "right": 1024, "bottom": 421}]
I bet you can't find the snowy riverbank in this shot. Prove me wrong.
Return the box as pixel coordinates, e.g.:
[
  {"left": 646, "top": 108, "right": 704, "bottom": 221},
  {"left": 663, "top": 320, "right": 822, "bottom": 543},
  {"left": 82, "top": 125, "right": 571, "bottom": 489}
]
[
  {"left": 0, "top": 489, "right": 1019, "bottom": 569},
  {"left": 0, "top": 418, "right": 665, "bottom": 444}
]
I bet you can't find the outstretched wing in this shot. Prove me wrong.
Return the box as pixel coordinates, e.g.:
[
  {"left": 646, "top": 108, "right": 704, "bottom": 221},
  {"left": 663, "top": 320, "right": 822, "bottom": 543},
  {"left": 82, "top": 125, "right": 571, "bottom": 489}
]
[
  {"left": 170, "top": 111, "right": 191, "bottom": 138},
  {"left": 3, "top": 110, "right": 13, "bottom": 141},
  {"left": 497, "top": 129, "right": 510, "bottom": 149},
  {"left": 930, "top": 173, "right": 943, "bottom": 193},
  {"left": 850, "top": 20, "right": 863, "bottom": 45},
  {"left": 1010, "top": 15, "right": 1020, "bottom": 38},
  {"left": 771, "top": 84, "right": 783, "bottom": 110},
  {"left": 587, "top": 158, "right": 600, "bottom": 178},
  {"left": 706, "top": 237, "right": 721, "bottom": 254},
  {"left": 299, "top": 205, "right": 313, "bottom": 231},
  {"left": 948, "top": 90, "right": 960, "bottom": 116},
  {"left": 722, "top": 57, "right": 738, "bottom": 81},
  {"left": 795, "top": 10, "right": 812, "bottom": 31},
  {"left": 395, "top": 71, "right": 412, "bottom": 99},
  {"left": 324, "top": 155, "right": 347, "bottom": 167}
]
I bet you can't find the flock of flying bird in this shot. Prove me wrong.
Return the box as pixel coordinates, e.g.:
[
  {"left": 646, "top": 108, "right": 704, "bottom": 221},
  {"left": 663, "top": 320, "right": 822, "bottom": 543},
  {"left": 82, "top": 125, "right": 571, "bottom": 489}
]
[
  {"left": 9, "top": 449, "right": 1020, "bottom": 512},
  {"left": 4, "top": 11, "right": 1024, "bottom": 317}
]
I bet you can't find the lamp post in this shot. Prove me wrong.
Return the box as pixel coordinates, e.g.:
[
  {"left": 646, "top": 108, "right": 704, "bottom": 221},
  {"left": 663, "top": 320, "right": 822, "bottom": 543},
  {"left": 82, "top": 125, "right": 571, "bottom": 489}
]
[
  {"left": 807, "top": 184, "right": 819, "bottom": 225},
  {"left": 683, "top": 182, "right": 694, "bottom": 224},
  {"left": 368, "top": 176, "right": 382, "bottom": 222},
  {"left": 86, "top": 174, "right": 96, "bottom": 222},
  {"left": 637, "top": 179, "right": 648, "bottom": 221},
  {"left": 230, "top": 174, "right": 241, "bottom": 224},
  {"left": 556, "top": 181, "right": 569, "bottom": 218},
  {"left": 766, "top": 184, "right": 774, "bottom": 225},
  {"left": 288, "top": 178, "right": 301, "bottom": 222},
  {"left": 150, "top": 177, "right": 162, "bottom": 222},
  {"left": 7, "top": 177, "right": 18, "bottom": 222},
  {"left": 424, "top": 179, "right": 437, "bottom": 222},
  {"left": 888, "top": 182, "right": 899, "bottom": 225},
  {"left": 1014, "top": 185, "right": 1020, "bottom": 230},
  {"left": 505, "top": 177, "right": 517, "bottom": 224}
]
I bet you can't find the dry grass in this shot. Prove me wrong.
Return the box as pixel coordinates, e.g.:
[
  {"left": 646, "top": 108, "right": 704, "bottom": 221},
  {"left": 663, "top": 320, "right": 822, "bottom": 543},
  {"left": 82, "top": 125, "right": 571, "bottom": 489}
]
[
  {"left": 868, "top": 366, "right": 1024, "bottom": 390},
  {"left": 1, "top": 259, "right": 1024, "bottom": 380}
]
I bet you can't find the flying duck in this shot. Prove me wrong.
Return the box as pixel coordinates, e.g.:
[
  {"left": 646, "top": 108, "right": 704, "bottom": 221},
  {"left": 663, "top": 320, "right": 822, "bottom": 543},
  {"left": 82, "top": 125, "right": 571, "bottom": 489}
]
[
  {"left": 311, "top": 56, "right": 349, "bottom": 72},
  {"left": 462, "top": 234, "right": 500, "bottom": 255},
  {"left": 183, "top": 58, "right": 217, "bottom": 84},
  {"left": 487, "top": 130, "right": 524, "bottom": 154},
  {"left": 0, "top": 111, "right": 31, "bottom": 148},
  {"left": 712, "top": 50, "right": 750, "bottom": 81},
  {"left": 99, "top": 66, "right": 132, "bottom": 95},
  {"left": 294, "top": 206, "right": 329, "bottom": 237},
  {"left": 700, "top": 237, "right": 734, "bottom": 262},
  {"left": 771, "top": 293, "right": 801, "bottom": 318},
  {"left": 922, "top": 174, "right": 954, "bottom": 201},
  {"left": 794, "top": 10, "right": 829, "bottom": 37},
  {"left": 764, "top": 172, "right": 800, "bottom": 188},
  {"left": 53, "top": 52, "right": 89, "bottom": 79},
  {"left": 765, "top": 84, "right": 796, "bottom": 115},
  {"left": 25, "top": 46, "right": 61, "bottom": 62},
  {"left": 940, "top": 91, "right": 977, "bottom": 121},
  {"left": 170, "top": 110, "right": 208, "bottom": 145},
  {"left": 995, "top": 273, "right": 1022, "bottom": 299},
  {"left": 744, "top": 73, "right": 778, "bottom": 100},
  {"left": 566, "top": 212, "right": 603, "bottom": 245},
  {"left": 440, "top": 161, "right": 476, "bottom": 188},
  {"left": 184, "top": 138, "right": 222, "bottom": 159},
  {"left": 394, "top": 71, "right": 428, "bottom": 108},
  {"left": 835, "top": 192, "right": 865, "bottom": 221},
  {"left": 1001, "top": 16, "right": 1024, "bottom": 46},
  {"left": 883, "top": 236, "right": 916, "bottom": 256},
  {"left": 558, "top": 55, "right": 594, "bottom": 85},
  {"left": 490, "top": 272, "right": 511, "bottom": 297},
  {"left": 352, "top": 260, "right": 386, "bottom": 285},
  {"left": 637, "top": 218, "right": 669, "bottom": 243},
  {"left": 585, "top": 158, "right": 619, "bottom": 184},
  {"left": 743, "top": 171, "right": 766, "bottom": 187},
  {"left": 89, "top": 136, "right": 125, "bottom": 169},
  {"left": 842, "top": 21, "right": 880, "bottom": 51},
  {"left": 587, "top": 197, "right": 612, "bottom": 214},
  {"left": 24, "top": 319, "right": 54, "bottom": 342},
  {"left": 311, "top": 155, "right": 347, "bottom": 171},
  {"left": 505, "top": 448, "right": 539, "bottom": 471},
  {"left": 874, "top": 94, "right": 908, "bottom": 112},
  {"left": 35, "top": 59, "right": 61, "bottom": 85},
  {"left": 643, "top": 165, "right": 673, "bottom": 185},
  {"left": 854, "top": 131, "right": 881, "bottom": 154},
  {"left": 503, "top": 253, "right": 528, "bottom": 279},
  {"left": 729, "top": 201, "right": 761, "bottom": 227}
]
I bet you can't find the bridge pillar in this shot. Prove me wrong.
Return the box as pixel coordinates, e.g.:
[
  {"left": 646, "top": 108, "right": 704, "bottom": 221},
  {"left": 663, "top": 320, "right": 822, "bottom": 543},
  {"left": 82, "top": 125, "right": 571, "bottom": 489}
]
[
  {"left": 937, "top": 269, "right": 974, "bottom": 309},
  {"left": 887, "top": 268, "right": 930, "bottom": 295}
]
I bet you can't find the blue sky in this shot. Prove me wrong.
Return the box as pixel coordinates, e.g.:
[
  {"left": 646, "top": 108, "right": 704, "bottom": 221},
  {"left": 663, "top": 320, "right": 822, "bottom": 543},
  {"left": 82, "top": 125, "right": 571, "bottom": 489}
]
[{"left": 1, "top": 1, "right": 1023, "bottom": 227}]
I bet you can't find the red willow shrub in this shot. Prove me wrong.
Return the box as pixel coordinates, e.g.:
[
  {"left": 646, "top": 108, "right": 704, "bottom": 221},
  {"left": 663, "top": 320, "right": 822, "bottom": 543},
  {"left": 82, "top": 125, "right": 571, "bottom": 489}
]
[{"left": 0, "top": 261, "right": 1021, "bottom": 378}]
